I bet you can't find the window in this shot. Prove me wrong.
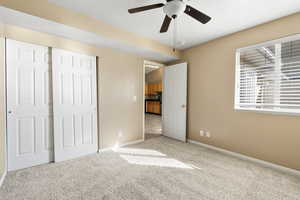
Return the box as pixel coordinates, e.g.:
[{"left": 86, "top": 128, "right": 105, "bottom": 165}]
[{"left": 235, "top": 35, "right": 300, "bottom": 115}]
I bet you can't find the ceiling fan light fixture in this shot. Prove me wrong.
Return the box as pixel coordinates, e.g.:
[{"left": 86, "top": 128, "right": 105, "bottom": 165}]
[
  {"left": 128, "top": 0, "right": 211, "bottom": 33},
  {"left": 163, "top": 0, "right": 186, "bottom": 19}
]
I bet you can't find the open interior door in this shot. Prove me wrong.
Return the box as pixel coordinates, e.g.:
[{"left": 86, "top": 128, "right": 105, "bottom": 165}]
[{"left": 162, "top": 63, "right": 187, "bottom": 142}]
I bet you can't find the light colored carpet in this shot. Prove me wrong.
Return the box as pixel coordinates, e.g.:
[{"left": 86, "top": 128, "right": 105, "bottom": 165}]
[
  {"left": 145, "top": 114, "right": 162, "bottom": 135},
  {"left": 1, "top": 136, "right": 300, "bottom": 200}
]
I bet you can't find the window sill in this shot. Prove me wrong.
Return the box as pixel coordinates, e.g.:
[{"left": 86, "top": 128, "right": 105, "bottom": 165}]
[{"left": 234, "top": 107, "right": 300, "bottom": 117}]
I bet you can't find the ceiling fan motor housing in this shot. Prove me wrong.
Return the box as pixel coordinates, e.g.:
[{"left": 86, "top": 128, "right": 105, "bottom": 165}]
[{"left": 163, "top": 0, "right": 187, "bottom": 19}]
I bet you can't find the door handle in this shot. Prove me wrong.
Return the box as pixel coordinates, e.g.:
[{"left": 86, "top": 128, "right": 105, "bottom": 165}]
[
  {"left": 181, "top": 105, "right": 186, "bottom": 108},
  {"left": 8, "top": 110, "right": 12, "bottom": 114}
]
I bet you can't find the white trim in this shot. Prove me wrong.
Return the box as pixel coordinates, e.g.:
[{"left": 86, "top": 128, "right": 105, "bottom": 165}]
[
  {"left": 235, "top": 107, "right": 300, "bottom": 117},
  {"left": 98, "top": 139, "right": 144, "bottom": 153},
  {"left": 188, "top": 139, "right": 300, "bottom": 177},
  {"left": 0, "top": 170, "right": 7, "bottom": 188},
  {"left": 234, "top": 51, "right": 240, "bottom": 111},
  {"left": 1, "top": 37, "right": 8, "bottom": 188},
  {"left": 142, "top": 61, "right": 146, "bottom": 142},
  {"left": 97, "top": 57, "right": 102, "bottom": 152}
]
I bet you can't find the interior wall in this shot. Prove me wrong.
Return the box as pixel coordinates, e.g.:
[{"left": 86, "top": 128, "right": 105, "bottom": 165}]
[
  {"left": 146, "top": 68, "right": 163, "bottom": 83},
  {"left": 0, "top": 23, "right": 144, "bottom": 174},
  {"left": 0, "top": 24, "right": 5, "bottom": 178},
  {"left": 183, "top": 12, "right": 300, "bottom": 171}
]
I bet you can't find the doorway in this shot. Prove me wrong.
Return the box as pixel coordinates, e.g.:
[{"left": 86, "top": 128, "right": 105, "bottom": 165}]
[
  {"left": 143, "top": 61, "right": 164, "bottom": 140},
  {"left": 143, "top": 61, "right": 188, "bottom": 142}
]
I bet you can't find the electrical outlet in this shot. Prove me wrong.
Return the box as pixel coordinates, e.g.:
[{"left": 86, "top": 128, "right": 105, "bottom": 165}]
[
  {"left": 206, "top": 131, "right": 211, "bottom": 138},
  {"left": 200, "top": 130, "right": 205, "bottom": 136}
]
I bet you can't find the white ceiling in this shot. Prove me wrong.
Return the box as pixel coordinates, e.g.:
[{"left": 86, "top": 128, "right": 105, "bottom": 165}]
[{"left": 48, "top": 0, "right": 300, "bottom": 49}]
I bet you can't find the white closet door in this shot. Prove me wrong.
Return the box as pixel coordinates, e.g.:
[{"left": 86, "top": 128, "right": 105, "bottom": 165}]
[
  {"left": 162, "top": 63, "right": 187, "bottom": 142},
  {"left": 52, "top": 48, "right": 98, "bottom": 162},
  {"left": 7, "top": 39, "right": 53, "bottom": 171}
]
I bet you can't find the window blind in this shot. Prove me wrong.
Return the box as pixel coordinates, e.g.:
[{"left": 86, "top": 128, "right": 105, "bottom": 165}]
[{"left": 235, "top": 35, "right": 300, "bottom": 115}]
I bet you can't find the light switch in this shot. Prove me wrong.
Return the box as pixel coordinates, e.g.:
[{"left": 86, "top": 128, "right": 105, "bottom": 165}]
[{"left": 133, "top": 96, "right": 137, "bottom": 102}]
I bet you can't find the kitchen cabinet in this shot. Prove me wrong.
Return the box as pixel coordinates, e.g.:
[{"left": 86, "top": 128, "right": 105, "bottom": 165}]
[
  {"left": 145, "top": 82, "right": 162, "bottom": 95},
  {"left": 152, "top": 101, "right": 160, "bottom": 114},
  {"left": 146, "top": 100, "right": 161, "bottom": 115},
  {"left": 145, "top": 84, "right": 149, "bottom": 95},
  {"left": 157, "top": 82, "right": 162, "bottom": 92}
]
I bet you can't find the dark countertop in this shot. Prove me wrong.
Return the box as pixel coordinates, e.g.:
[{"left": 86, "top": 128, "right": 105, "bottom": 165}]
[{"left": 145, "top": 99, "right": 160, "bottom": 102}]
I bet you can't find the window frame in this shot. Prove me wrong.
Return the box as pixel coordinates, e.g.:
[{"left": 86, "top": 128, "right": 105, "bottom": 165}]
[{"left": 235, "top": 34, "right": 300, "bottom": 116}]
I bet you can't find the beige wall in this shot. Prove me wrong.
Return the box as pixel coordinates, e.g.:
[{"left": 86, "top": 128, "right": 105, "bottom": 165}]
[
  {"left": 0, "top": 24, "right": 145, "bottom": 175},
  {"left": 0, "top": 25, "right": 5, "bottom": 178},
  {"left": 146, "top": 68, "right": 163, "bottom": 83},
  {"left": 183, "top": 12, "right": 300, "bottom": 171}
]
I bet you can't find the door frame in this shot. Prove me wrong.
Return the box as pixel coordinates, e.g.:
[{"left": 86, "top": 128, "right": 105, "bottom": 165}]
[
  {"left": 143, "top": 60, "right": 164, "bottom": 141},
  {"left": 2, "top": 37, "right": 8, "bottom": 179}
]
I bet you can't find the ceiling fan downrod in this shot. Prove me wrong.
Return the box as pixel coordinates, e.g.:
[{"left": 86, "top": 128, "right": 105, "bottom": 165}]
[{"left": 173, "top": 16, "right": 178, "bottom": 52}]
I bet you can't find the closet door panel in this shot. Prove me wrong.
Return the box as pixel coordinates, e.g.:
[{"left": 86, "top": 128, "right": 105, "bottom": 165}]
[
  {"left": 6, "top": 39, "right": 53, "bottom": 171},
  {"left": 52, "top": 49, "right": 98, "bottom": 162}
]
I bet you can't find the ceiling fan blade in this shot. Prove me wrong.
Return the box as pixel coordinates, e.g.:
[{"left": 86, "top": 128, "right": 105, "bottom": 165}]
[
  {"left": 160, "top": 15, "right": 172, "bottom": 33},
  {"left": 184, "top": 5, "right": 211, "bottom": 24},
  {"left": 128, "top": 3, "right": 164, "bottom": 14}
]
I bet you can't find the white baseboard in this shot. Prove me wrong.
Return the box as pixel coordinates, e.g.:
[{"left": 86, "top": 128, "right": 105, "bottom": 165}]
[
  {"left": 0, "top": 170, "right": 7, "bottom": 188},
  {"left": 98, "top": 139, "right": 144, "bottom": 153},
  {"left": 188, "top": 139, "right": 300, "bottom": 177}
]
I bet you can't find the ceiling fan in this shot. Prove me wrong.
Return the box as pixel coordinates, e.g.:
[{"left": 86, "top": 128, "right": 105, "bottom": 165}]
[{"left": 128, "top": 0, "right": 212, "bottom": 33}]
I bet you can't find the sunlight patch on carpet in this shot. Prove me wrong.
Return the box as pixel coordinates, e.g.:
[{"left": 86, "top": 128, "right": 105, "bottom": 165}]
[{"left": 120, "top": 155, "right": 193, "bottom": 169}]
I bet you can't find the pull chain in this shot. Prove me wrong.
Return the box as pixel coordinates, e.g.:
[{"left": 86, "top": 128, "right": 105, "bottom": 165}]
[{"left": 173, "top": 17, "right": 177, "bottom": 52}]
